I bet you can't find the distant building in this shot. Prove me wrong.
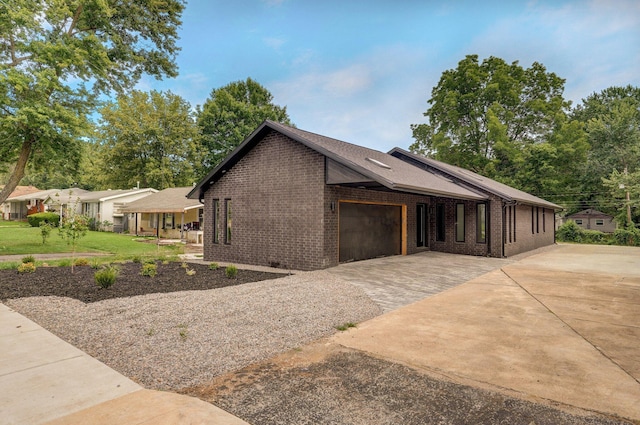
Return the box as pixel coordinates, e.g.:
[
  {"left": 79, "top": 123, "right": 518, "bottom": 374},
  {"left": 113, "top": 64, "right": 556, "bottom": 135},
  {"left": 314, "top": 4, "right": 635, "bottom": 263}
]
[{"left": 565, "top": 209, "right": 616, "bottom": 233}]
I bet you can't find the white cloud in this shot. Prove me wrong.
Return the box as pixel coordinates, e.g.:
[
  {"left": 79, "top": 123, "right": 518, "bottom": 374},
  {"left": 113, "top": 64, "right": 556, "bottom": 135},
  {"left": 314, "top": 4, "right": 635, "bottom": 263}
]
[{"left": 264, "top": 36, "right": 286, "bottom": 50}]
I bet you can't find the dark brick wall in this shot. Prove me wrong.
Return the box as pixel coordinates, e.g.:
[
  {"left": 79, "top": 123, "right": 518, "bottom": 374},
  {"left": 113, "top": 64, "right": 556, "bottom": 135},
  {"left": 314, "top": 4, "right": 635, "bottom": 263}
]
[
  {"left": 203, "top": 130, "right": 326, "bottom": 271},
  {"left": 504, "top": 205, "right": 555, "bottom": 256}
]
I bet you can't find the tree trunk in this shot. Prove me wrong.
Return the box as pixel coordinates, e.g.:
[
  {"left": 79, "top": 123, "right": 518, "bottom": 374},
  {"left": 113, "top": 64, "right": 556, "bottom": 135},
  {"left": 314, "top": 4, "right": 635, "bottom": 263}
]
[{"left": 0, "top": 139, "right": 33, "bottom": 205}]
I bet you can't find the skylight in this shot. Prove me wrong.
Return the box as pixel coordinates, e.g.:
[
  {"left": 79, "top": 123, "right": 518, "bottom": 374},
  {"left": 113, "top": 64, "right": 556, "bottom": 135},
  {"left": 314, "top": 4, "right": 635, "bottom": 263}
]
[{"left": 365, "top": 157, "right": 391, "bottom": 169}]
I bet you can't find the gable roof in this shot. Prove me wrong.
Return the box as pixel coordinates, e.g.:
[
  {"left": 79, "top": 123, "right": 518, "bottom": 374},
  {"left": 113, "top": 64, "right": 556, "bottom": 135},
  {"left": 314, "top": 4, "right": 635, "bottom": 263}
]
[
  {"left": 189, "top": 120, "right": 486, "bottom": 202},
  {"left": 0, "top": 185, "right": 41, "bottom": 199},
  {"left": 6, "top": 188, "right": 89, "bottom": 202},
  {"left": 389, "top": 148, "right": 562, "bottom": 210},
  {"left": 566, "top": 208, "right": 613, "bottom": 218},
  {"left": 75, "top": 188, "right": 157, "bottom": 203},
  {"left": 122, "top": 187, "right": 202, "bottom": 213}
]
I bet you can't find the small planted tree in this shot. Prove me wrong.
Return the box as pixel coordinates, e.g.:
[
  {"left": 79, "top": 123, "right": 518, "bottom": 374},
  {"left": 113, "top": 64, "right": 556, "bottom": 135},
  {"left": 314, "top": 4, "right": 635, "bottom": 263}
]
[
  {"left": 58, "top": 193, "right": 89, "bottom": 273},
  {"left": 39, "top": 221, "right": 53, "bottom": 245}
]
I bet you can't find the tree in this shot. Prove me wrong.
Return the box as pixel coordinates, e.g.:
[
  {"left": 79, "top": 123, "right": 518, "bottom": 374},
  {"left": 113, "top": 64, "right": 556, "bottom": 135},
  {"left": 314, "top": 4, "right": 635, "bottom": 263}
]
[
  {"left": 197, "top": 78, "right": 292, "bottom": 169},
  {"left": 96, "top": 90, "right": 202, "bottom": 190},
  {"left": 56, "top": 191, "right": 89, "bottom": 273},
  {"left": 0, "top": 0, "right": 185, "bottom": 204},
  {"left": 571, "top": 86, "right": 640, "bottom": 216},
  {"left": 410, "top": 55, "right": 570, "bottom": 177}
]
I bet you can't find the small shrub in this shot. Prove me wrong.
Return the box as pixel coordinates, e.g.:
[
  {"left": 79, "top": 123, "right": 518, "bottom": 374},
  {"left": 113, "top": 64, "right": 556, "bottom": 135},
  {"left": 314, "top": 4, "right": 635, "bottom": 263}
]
[
  {"left": 17, "top": 262, "right": 36, "bottom": 273},
  {"left": 132, "top": 255, "right": 142, "bottom": 264},
  {"left": 74, "top": 257, "right": 90, "bottom": 267},
  {"left": 141, "top": 263, "right": 157, "bottom": 277},
  {"left": 27, "top": 212, "right": 60, "bottom": 228},
  {"left": 209, "top": 262, "right": 219, "bottom": 270},
  {"left": 144, "top": 258, "right": 156, "bottom": 265},
  {"left": 22, "top": 255, "right": 36, "bottom": 264},
  {"left": 186, "top": 268, "right": 196, "bottom": 276},
  {"left": 94, "top": 265, "right": 119, "bottom": 289},
  {"left": 225, "top": 264, "right": 238, "bottom": 279},
  {"left": 335, "top": 322, "right": 357, "bottom": 331},
  {"left": 180, "top": 261, "right": 188, "bottom": 269},
  {"left": 90, "top": 258, "right": 102, "bottom": 269},
  {"left": 40, "top": 221, "right": 53, "bottom": 244}
]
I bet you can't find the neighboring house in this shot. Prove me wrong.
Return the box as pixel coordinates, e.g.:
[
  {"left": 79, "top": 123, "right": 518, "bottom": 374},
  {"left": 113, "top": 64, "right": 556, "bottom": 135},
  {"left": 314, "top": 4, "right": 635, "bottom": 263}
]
[
  {"left": 565, "top": 209, "right": 616, "bottom": 233},
  {"left": 0, "top": 185, "right": 41, "bottom": 220},
  {"left": 188, "top": 120, "right": 561, "bottom": 271},
  {"left": 4, "top": 188, "right": 88, "bottom": 221},
  {"left": 121, "top": 187, "right": 204, "bottom": 242},
  {"left": 72, "top": 189, "right": 158, "bottom": 232}
]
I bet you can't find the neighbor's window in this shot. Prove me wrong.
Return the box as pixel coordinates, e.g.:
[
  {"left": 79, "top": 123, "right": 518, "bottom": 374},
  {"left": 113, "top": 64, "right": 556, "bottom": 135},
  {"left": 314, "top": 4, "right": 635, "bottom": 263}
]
[
  {"left": 476, "top": 203, "right": 486, "bottom": 244},
  {"left": 213, "top": 200, "right": 219, "bottom": 244},
  {"left": 164, "top": 213, "right": 174, "bottom": 229},
  {"left": 455, "top": 203, "right": 465, "bottom": 243},
  {"left": 436, "top": 203, "right": 445, "bottom": 242},
  {"left": 595, "top": 219, "right": 604, "bottom": 226},
  {"left": 575, "top": 219, "right": 583, "bottom": 225},
  {"left": 225, "top": 199, "right": 232, "bottom": 244},
  {"left": 416, "top": 203, "right": 427, "bottom": 247}
]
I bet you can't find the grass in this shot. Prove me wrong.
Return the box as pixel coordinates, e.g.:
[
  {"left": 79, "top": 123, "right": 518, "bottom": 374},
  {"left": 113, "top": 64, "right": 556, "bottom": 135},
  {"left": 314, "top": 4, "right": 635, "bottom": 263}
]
[
  {"left": 0, "top": 226, "right": 183, "bottom": 260},
  {"left": 335, "top": 322, "right": 357, "bottom": 331},
  {"left": 0, "top": 220, "right": 30, "bottom": 228}
]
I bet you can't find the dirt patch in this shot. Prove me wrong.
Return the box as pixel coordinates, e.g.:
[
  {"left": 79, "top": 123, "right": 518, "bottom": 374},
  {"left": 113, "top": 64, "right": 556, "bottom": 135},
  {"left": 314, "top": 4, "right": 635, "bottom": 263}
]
[
  {"left": 182, "top": 341, "right": 634, "bottom": 425},
  {"left": 0, "top": 262, "right": 285, "bottom": 303}
]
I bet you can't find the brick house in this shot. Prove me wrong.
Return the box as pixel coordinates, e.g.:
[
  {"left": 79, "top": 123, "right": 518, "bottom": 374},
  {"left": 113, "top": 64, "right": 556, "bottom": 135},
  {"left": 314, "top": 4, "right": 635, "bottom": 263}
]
[
  {"left": 188, "top": 121, "right": 560, "bottom": 270},
  {"left": 564, "top": 209, "right": 616, "bottom": 233}
]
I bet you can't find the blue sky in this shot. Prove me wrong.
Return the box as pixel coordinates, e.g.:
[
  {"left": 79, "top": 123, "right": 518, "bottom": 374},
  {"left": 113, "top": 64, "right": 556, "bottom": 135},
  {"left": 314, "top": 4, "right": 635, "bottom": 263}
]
[{"left": 140, "top": 0, "right": 640, "bottom": 152}]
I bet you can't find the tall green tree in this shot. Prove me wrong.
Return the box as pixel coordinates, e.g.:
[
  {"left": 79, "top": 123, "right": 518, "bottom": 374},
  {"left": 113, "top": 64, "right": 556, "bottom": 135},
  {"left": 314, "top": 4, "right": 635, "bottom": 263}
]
[
  {"left": 410, "top": 55, "right": 570, "bottom": 178},
  {"left": 571, "top": 86, "right": 640, "bottom": 216},
  {"left": 197, "top": 77, "right": 292, "bottom": 170},
  {"left": 0, "top": 0, "right": 185, "bottom": 204},
  {"left": 96, "top": 90, "right": 202, "bottom": 190}
]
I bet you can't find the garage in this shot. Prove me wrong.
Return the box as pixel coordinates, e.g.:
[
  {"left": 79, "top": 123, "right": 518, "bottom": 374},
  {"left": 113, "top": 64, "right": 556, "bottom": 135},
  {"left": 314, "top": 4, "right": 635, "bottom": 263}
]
[{"left": 339, "top": 202, "right": 403, "bottom": 263}]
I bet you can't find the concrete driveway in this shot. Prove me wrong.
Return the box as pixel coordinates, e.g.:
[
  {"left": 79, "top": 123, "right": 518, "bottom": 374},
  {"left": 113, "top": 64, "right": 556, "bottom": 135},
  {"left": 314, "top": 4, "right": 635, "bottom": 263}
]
[{"left": 333, "top": 244, "right": 640, "bottom": 421}]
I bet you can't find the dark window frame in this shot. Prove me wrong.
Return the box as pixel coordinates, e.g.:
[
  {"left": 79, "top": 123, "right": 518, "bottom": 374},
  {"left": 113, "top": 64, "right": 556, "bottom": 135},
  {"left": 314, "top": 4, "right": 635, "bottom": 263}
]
[
  {"left": 513, "top": 206, "right": 517, "bottom": 242},
  {"left": 536, "top": 207, "right": 540, "bottom": 234},
  {"left": 416, "top": 203, "right": 427, "bottom": 247},
  {"left": 436, "top": 203, "right": 445, "bottom": 242},
  {"left": 224, "top": 199, "right": 232, "bottom": 244},
  {"left": 542, "top": 208, "right": 546, "bottom": 232},
  {"left": 508, "top": 206, "right": 512, "bottom": 243},
  {"left": 455, "top": 203, "right": 465, "bottom": 243},
  {"left": 213, "top": 199, "right": 219, "bottom": 244},
  {"left": 532, "top": 207, "right": 535, "bottom": 234},
  {"left": 476, "top": 203, "right": 486, "bottom": 244},
  {"left": 595, "top": 218, "right": 604, "bottom": 226}
]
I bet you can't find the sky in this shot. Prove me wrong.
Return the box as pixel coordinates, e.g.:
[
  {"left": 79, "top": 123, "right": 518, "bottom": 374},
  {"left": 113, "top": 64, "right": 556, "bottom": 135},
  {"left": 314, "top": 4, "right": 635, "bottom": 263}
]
[{"left": 141, "top": 0, "right": 640, "bottom": 153}]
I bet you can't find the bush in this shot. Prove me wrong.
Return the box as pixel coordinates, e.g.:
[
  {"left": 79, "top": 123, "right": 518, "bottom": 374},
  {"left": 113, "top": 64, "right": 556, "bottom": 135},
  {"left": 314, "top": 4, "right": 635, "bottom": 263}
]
[
  {"left": 22, "top": 255, "right": 36, "bottom": 264},
  {"left": 40, "top": 221, "right": 53, "bottom": 244},
  {"left": 225, "top": 264, "right": 238, "bottom": 279},
  {"left": 17, "top": 262, "right": 36, "bottom": 273},
  {"left": 94, "top": 265, "right": 119, "bottom": 289},
  {"left": 209, "top": 262, "right": 219, "bottom": 270},
  {"left": 556, "top": 220, "right": 583, "bottom": 242},
  {"left": 27, "top": 212, "right": 60, "bottom": 228},
  {"left": 141, "top": 262, "right": 157, "bottom": 277},
  {"left": 132, "top": 255, "right": 142, "bottom": 264},
  {"left": 613, "top": 225, "right": 640, "bottom": 247},
  {"left": 74, "top": 257, "right": 90, "bottom": 267}
]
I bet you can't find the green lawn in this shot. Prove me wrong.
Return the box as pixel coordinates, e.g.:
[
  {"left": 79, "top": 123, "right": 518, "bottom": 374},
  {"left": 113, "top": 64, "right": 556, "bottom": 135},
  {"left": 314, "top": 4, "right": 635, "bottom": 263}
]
[
  {"left": 0, "top": 226, "right": 182, "bottom": 258},
  {"left": 0, "top": 220, "right": 30, "bottom": 228}
]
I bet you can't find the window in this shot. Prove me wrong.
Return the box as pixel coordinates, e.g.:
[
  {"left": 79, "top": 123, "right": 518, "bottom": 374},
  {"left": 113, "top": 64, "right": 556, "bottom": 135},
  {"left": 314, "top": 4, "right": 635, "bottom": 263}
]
[
  {"left": 536, "top": 207, "right": 540, "bottom": 233},
  {"left": 513, "top": 206, "right": 516, "bottom": 242},
  {"left": 455, "top": 203, "right": 465, "bottom": 242},
  {"left": 416, "top": 204, "right": 427, "bottom": 247},
  {"left": 542, "top": 208, "right": 546, "bottom": 232},
  {"left": 595, "top": 219, "right": 604, "bottom": 226},
  {"left": 198, "top": 208, "right": 204, "bottom": 230},
  {"left": 213, "top": 200, "right": 219, "bottom": 244},
  {"left": 575, "top": 219, "right": 583, "bottom": 225},
  {"left": 476, "top": 204, "right": 486, "bottom": 244},
  {"left": 164, "top": 213, "right": 174, "bottom": 229},
  {"left": 224, "top": 199, "right": 232, "bottom": 244},
  {"left": 436, "top": 203, "right": 445, "bottom": 242},
  {"left": 531, "top": 207, "right": 535, "bottom": 234},
  {"left": 508, "top": 206, "right": 512, "bottom": 243}
]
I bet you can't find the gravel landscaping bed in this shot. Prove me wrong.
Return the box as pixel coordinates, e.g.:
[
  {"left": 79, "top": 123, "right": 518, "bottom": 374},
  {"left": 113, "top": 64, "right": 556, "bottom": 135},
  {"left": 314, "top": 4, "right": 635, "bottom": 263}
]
[{"left": 4, "top": 267, "right": 382, "bottom": 390}]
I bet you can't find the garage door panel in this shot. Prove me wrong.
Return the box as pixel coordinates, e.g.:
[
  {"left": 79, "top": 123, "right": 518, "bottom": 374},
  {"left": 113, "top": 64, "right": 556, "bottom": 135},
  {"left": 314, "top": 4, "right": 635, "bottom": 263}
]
[{"left": 339, "top": 202, "right": 401, "bottom": 263}]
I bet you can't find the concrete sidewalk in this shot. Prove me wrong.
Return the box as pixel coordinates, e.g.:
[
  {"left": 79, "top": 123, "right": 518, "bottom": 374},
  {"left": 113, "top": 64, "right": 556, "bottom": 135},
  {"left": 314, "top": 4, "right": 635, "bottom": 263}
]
[
  {"left": 333, "top": 244, "right": 640, "bottom": 421},
  {"left": 0, "top": 303, "right": 248, "bottom": 425}
]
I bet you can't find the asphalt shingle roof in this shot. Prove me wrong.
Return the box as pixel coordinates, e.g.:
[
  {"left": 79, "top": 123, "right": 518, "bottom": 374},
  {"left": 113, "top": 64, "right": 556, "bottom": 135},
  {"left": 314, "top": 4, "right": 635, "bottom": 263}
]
[{"left": 122, "top": 187, "right": 202, "bottom": 213}]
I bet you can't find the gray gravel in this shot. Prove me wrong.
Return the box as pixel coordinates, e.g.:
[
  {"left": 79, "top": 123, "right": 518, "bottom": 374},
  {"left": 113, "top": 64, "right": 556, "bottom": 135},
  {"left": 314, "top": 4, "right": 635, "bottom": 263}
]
[{"left": 5, "top": 270, "right": 381, "bottom": 391}]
